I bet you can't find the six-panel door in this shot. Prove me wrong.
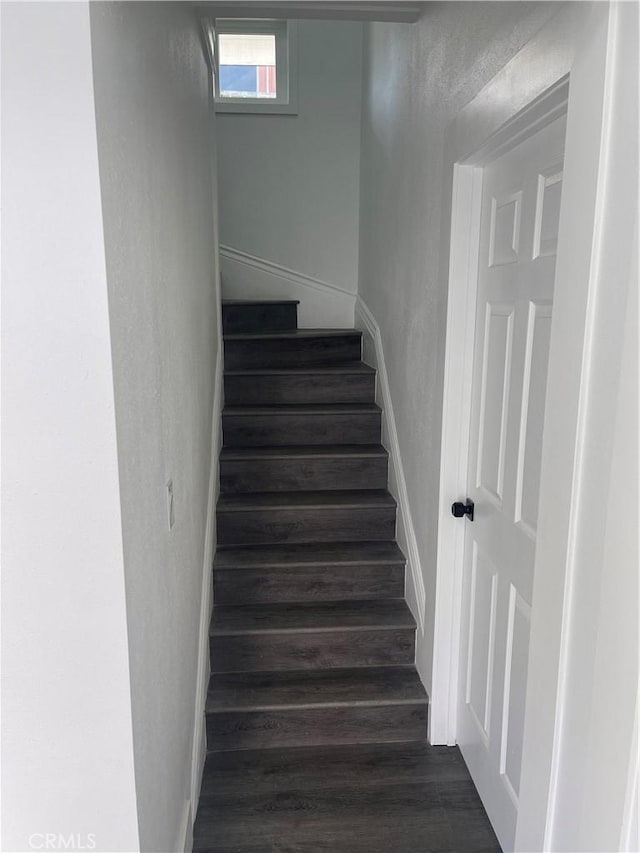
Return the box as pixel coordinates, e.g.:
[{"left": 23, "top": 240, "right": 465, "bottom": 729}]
[{"left": 457, "top": 115, "right": 567, "bottom": 852}]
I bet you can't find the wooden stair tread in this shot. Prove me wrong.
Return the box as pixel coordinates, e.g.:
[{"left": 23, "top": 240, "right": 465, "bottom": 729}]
[
  {"left": 222, "top": 299, "right": 299, "bottom": 306},
  {"left": 220, "top": 444, "right": 387, "bottom": 461},
  {"left": 223, "top": 403, "right": 380, "bottom": 415},
  {"left": 194, "top": 747, "right": 498, "bottom": 852},
  {"left": 217, "top": 490, "right": 396, "bottom": 511},
  {"left": 193, "top": 778, "right": 495, "bottom": 852},
  {"left": 207, "top": 666, "right": 427, "bottom": 712},
  {"left": 210, "top": 600, "right": 414, "bottom": 636},
  {"left": 194, "top": 780, "right": 444, "bottom": 839},
  {"left": 214, "top": 542, "right": 406, "bottom": 570},
  {"left": 225, "top": 362, "right": 375, "bottom": 376},
  {"left": 199, "top": 743, "right": 468, "bottom": 797},
  {"left": 224, "top": 328, "right": 362, "bottom": 341}
]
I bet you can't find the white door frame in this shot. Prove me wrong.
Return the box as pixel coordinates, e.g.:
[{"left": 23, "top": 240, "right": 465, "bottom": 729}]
[
  {"left": 432, "top": 0, "right": 624, "bottom": 846},
  {"left": 431, "top": 72, "right": 570, "bottom": 747}
]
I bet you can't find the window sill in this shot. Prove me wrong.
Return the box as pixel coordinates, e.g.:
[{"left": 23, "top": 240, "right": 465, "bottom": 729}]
[{"left": 215, "top": 99, "right": 298, "bottom": 116}]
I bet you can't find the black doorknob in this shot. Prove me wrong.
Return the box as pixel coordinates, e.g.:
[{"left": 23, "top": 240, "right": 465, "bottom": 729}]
[{"left": 451, "top": 499, "right": 474, "bottom": 522}]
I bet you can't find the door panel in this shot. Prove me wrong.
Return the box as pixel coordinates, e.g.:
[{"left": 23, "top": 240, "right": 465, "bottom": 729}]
[
  {"left": 477, "top": 304, "right": 514, "bottom": 505},
  {"left": 500, "top": 585, "right": 531, "bottom": 802},
  {"left": 457, "top": 115, "right": 566, "bottom": 852},
  {"left": 466, "top": 544, "right": 499, "bottom": 738},
  {"left": 515, "top": 302, "right": 553, "bottom": 536}
]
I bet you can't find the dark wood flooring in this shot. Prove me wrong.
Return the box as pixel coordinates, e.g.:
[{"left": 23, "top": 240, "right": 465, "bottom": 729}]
[
  {"left": 194, "top": 742, "right": 500, "bottom": 852},
  {"left": 195, "top": 301, "right": 501, "bottom": 852}
]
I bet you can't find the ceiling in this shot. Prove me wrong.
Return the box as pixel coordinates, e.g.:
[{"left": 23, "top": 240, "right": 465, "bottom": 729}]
[{"left": 195, "top": 2, "right": 424, "bottom": 23}]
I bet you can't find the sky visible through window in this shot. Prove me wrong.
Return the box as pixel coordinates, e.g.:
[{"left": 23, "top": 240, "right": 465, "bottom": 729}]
[{"left": 219, "top": 33, "right": 277, "bottom": 99}]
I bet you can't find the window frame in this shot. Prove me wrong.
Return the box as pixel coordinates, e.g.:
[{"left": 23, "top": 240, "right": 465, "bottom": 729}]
[{"left": 213, "top": 19, "right": 298, "bottom": 115}]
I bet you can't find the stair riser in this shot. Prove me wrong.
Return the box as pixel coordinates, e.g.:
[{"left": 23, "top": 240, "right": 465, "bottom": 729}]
[
  {"left": 214, "top": 565, "right": 405, "bottom": 605},
  {"left": 217, "top": 507, "right": 396, "bottom": 546},
  {"left": 223, "top": 413, "right": 381, "bottom": 447},
  {"left": 220, "top": 456, "right": 388, "bottom": 493},
  {"left": 207, "top": 704, "right": 427, "bottom": 752},
  {"left": 210, "top": 629, "right": 415, "bottom": 673},
  {"left": 222, "top": 303, "right": 298, "bottom": 335},
  {"left": 224, "top": 372, "right": 375, "bottom": 405},
  {"left": 224, "top": 336, "right": 361, "bottom": 369}
]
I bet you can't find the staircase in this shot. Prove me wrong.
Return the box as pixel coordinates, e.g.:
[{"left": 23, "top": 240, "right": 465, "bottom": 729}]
[{"left": 194, "top": 299, "right": 432, "bottom": 850}]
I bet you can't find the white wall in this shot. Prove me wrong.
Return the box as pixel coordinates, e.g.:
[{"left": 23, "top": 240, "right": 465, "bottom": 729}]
[
  {"left": 356, "top": 2, "right": 559, "bottom": 694},
  {"left": 217, "top": 20, "right": 363, "bottom": 327},
  {"left": 90, "top": 4, "right": 220, "bottom": 851},
  {"left": 558, "top": 212, "right": 638, "bottom": 852},
  {"left": 1, "top": 4, "right": 140, "bottom": 850}
]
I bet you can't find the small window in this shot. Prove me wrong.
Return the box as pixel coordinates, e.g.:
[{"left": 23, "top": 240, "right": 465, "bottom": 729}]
[{"left": 213, "top": 20, "right": 298, "bottom": 115}]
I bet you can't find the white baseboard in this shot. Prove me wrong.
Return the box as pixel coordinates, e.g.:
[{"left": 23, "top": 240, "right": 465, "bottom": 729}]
[
  {"left": 188, "top": 337, "right": 223, "bottom": 832},
  {"left": 219, "top": 244, "right": 356, "bottom": 329},
  {"left": 354, "top": 297, "right": 426, "bottom": 637},
  {"left": 620, "top": 698, "right": 639, "bottom": 852}
]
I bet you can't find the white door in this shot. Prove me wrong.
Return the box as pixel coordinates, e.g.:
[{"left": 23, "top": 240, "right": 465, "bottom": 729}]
[{"left": 457, "top": 115, "right": 566, "bottom": 851}]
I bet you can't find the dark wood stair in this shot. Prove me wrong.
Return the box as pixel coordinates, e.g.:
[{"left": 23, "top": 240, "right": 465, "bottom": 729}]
[
  {"left": 222, "top": 299, "right": 299, "bottom": 335},
  {"left": 209, "top": 599, "right": 416, "bottom": 672},
  {"left": 217, "top": 489, "right": 397, "bottom": 545},
  {"left": 194, "top": 299, "right": 437, "bottom": 851},
  {"left": 222, "top": 403, "right": 382, "bottom": 446},
  {"left": 194, "top": 742, "right": 499, "bottom": 852},
  {"left": 206, "top": 666, "right": 428, "bottom": 751},
  {"left": 219, "top": 444, "right": 389, "bottom": 492},
  {"left": 224, "top": 328, "right": 363, "bottom": 369},
  {"left": 224, "top": 362, "right": 376, "bottom": 405},
  {"left": 213, "top": 541, "right": 407, "bottom": 604}
]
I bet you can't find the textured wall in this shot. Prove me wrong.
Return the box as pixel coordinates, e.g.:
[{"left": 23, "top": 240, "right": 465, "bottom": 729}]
[
  {"left": 90, "top": 4, "right": 219, "bottom": 850},
  {"left": 1, "top": 4, "right": 139, "bottom": 850},
  {"left": 358, "top": 2, "right": 560, "bottom": 693},
  {"left": 217, "top": 20, "right": 363, "bottom": 295}
]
